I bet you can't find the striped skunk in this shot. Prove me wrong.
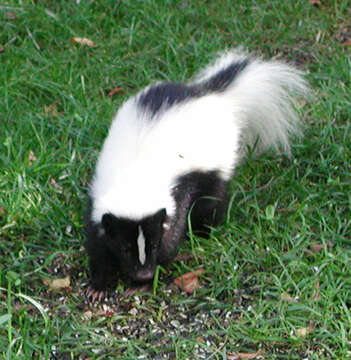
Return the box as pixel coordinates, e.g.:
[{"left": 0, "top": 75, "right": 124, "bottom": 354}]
[{"left": 85, "top": 49, "right": 308, "bottom": 298}]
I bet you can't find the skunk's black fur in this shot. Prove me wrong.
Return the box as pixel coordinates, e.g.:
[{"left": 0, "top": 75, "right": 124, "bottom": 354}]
[{"left": 138, "top": 59, "right": 250, "bottom": 117}]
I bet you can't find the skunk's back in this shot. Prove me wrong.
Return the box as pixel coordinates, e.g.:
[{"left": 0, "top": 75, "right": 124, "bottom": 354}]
[{"left": 90, "top": 49, "right": 308, "bottom": 222}]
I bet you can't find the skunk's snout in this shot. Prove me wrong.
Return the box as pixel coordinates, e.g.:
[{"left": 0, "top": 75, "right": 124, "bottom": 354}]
[{"left": 134, "top": 267, "right": 155, "bottom": 282}]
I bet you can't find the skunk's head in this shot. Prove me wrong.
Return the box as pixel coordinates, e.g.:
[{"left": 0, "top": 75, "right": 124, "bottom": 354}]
[{"left": 101, "top": 208, "right": 167, "bottom": 283}]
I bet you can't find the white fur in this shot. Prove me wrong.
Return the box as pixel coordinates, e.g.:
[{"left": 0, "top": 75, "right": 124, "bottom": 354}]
[
  {"left": 90, "top": 49, "right": 308, "bottom": 223},
  {"left": 137, "top": 226, "right": 146, "bottom": 265}
]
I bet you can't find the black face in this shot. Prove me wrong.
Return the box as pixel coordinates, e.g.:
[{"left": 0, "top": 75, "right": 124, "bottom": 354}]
[{"left": 101, "top": 208, "right": 167, "bottom": 283}]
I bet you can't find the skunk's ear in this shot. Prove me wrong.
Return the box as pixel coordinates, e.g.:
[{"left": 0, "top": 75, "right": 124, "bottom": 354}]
[
  {"left": 102, "top": 213, "right": 117, "bottom": 235},
  {"left": 153, "top": 208, "right": 167, "bottom": 224},
  {"left": 141, "top": 208, "right": 167, "bottom": 229}
]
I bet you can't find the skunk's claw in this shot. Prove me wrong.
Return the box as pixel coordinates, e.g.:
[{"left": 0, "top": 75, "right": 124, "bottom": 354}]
[
  {"left": 85, "top": 285, "right": 107, "bottom": 303},
  {"left": 124, "top": 284, "right": 151, "bottom": 296}
]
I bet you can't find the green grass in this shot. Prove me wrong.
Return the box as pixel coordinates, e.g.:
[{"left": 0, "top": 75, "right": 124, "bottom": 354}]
[{"left": 1, "top": 0, "right": 350, "bottom": 359}]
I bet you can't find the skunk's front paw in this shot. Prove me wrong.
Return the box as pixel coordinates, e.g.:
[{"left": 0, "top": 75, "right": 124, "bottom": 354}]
[{"left": 85, "top": 285, "right": 108, "bottom": 303}]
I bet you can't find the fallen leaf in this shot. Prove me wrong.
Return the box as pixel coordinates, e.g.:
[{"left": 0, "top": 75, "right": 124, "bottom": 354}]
[
  {"left": 342, "top": 39, "right": 351, "bottom": 47},
  {"left": 309, "top": 0, "right": 321, "bottom": 5},
  {"left": 227, "top": 349, "right": 263, "bottom": 360},
  {"left": 296, "top": 326, "right": 312, "bottom": 337},
  {"left": 304, "top": 249, "right": 314, "bottom": 256},
  {"left": 28, "top": 150, "right": 37, "bottom": 165},
  {"left": 0, "top": 206, "right": 6, "bottom": 217},
  {"left": 312, "top": 280, "right": 321, "bottom": 301},
  {"left": 310, "top": 243, "right": 323, "bottom": 252},
  {"left": 108, "top": 87, "right": 124, "bottom": 97},
  {"left": 45, "top": 276, "right": 70, "bottom": 291},
  {"left": 310, "top": 241, "right": 333, "bottom": 253},
  {"left": 5, "top": 12, "right": 17, "bottom": 20},
  {"left": 296, "top": 322, "right": 314, "bottom": 337},
  {"left": 339, "top": 24, "right": 351, "bottom": 45},
  {"left": 297, "top": 327, "right": 308, "bottom": 337},
  {"left": 44, "top": 103, "right": 58, "bottom": 117},
  {"left": 173, "top": 269, "right": 205, "bottom": 294},
  {"left": 72, "top": 37, "right": 96, "bottom": 47},
  {"left": 281, "top": 292, "right": 298, "bottom": 303}
]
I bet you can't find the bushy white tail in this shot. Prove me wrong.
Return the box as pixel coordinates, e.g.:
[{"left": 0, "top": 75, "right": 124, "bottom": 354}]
[{"left": 193, "top": 49, "right": 309, "bottom": 156}]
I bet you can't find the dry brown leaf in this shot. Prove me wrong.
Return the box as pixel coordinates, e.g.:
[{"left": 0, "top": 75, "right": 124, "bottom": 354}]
[
  {"left": 227, "top": 349, "right": 263, "bottom": 360},
  {"left": 304, "top": 249, "right": 314, "bottom": 256},
  {"left": 72, "top": 37, "right": 96, "bottom": 47},
  {"left": 310, "top": 241, "right": 333, "bottom": 253},
  {"left": 296, "top": 325, "right": 313, "bottom": 337},
  {"left": 173, "top": 269, "right": 205, "bottom": 294},
  {"left": 297, "top": 327, "right": 309, "bottom": 337},
  {"left": 108, "top": 87, "right": 124, "bottom": 97},
  {"left": 296, "top": 322, "right": 314, "bottom": 337},
  {"left": 310, "top": 243, "right": 323, "bottom": 253},
  {"left": 342, "top": 39, "right": 351, "bottom": 47},
  {"left": 281, "top": 292, "right": 298, "bottom": 303},
  {"left": 5, "top": 12, "right": 17, "bottom": 20},
  {"left": 44, "top": 103, "right": 58, "bottom": 117},
  {"left": 28, "top": 150, "right": 37, "bottom": 165},
  {"left": 45, "top": 276, "right": 70, "bottom": 291},
  {"left": 339, "top": 24, "right": 351, "bottom": 44},
  {"left": 312, "top": 280, "right": 321, "bottom": 301},
  {"left": 0, "top": 206, "right": 6, "bottom": 217}
]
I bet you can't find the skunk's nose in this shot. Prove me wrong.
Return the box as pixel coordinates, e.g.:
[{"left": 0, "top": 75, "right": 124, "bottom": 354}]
[{"left": 134, "top": 268, "right": 155, "bottom": 282}]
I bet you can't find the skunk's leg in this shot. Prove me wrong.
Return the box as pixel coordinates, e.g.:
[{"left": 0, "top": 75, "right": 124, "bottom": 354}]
[
  {"left": 189, "top": 192, "right": 229, "bottom": 235},
  {"left": 158, "top": 193, "right": 191, "bottom": 265},
  {"left": 159, "top": 172, "right": 229, "bottom": 264},
  {"left": 85, "top": 238, "right": 117, "bottom": 301},
  {"left": 85, "top": 255, "right": 114, "bottom": 302},
  {"left": 188, "top": 172, "right": 229, "bottom": 234}
]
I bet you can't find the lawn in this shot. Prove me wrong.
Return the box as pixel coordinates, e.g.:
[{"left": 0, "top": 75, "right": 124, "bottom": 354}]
[{"left": 1, "top": 0, "right": 351, "bottom": 359}]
